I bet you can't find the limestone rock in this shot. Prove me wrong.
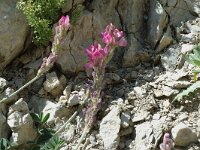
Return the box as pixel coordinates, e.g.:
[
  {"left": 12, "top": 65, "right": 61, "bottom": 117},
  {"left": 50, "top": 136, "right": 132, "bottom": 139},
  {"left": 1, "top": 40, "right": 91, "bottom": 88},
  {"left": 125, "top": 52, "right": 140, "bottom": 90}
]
[
  {"left": 43, "top": 72, "right": 66, "bottom": 96},
  {"left": 160, "top": 46, "right": 181, "bottom": 71},
  {"left": 0, "top": 103, "right": 10, "bottom": 139},
  {"left": 147, "top": 0, "right": 169, "bottom": 48},
  {"left": 7, "top": 99, "right": 37, "bottom": 145},
  {"left": 159, "top": 0, "right": 196, "bottom": 26},
  {"left": 29, "top": 96, "right": 71, "bottom": 125},
  {"left": 172, "top": 122, "right": 198, "bottom": 147},
  {"left": 100, "top": 106, "right": 121, "bottom": 150},
  {"left": 134, "top": 122, "right": 153, "bottom": 150},
  {"left": 121, "top": 111, "right": 131, "bottom": 128},
  {"left": 156, "top": 26, "right": 173, "bottom": 53},
  {"left": 0, "top": 0, "right": 29, "bottom": 70},
  {"left": 0, "top": 77, "right": 8, "bottom": 93},
  {"left": 67, "top": 94, "right": 80, "bottom": 106}
]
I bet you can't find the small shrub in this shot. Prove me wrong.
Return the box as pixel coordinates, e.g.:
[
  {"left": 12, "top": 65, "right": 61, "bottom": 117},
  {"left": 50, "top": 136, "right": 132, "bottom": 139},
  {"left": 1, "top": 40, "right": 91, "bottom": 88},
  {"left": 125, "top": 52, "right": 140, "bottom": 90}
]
[
  {"left": 17, "top": 0, "right": 65, "bottom": 45},
  {"left": 174, "top": 45, "right": 200, "bottom": 101}
]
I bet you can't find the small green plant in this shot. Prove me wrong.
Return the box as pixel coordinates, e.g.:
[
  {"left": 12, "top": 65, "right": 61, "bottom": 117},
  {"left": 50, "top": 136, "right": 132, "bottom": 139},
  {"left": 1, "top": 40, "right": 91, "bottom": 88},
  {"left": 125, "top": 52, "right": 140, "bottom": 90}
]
[
  {"left": 0, "top": 138, "right": 10, "bottom": 150},
  {"left": 29, "top": 112, "right": 64, "bottom": 150},
  {"left": 17, "top": 0, "right": 65, "bottom": 45},
  {"left": 174, "top": 45, "right": 200, "bottom": 101}
]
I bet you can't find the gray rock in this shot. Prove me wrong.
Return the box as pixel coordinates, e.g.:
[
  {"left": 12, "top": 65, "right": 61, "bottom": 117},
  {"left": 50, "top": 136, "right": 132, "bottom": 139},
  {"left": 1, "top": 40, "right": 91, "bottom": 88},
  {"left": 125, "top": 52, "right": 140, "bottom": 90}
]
[
  {"left": 29, "top": 96, "right": 71, "bottom": 125},
  {"left": 67, "top": 94, "right": 80, "bottom": 106},
  {"left": 0, "top": 87, "right": 18, "bottom": 103},
  {"left": 7, "top": 99, "right": 37, "bottom": 145},
  {"left": 165, "top": 81, "right": 191, "bottom": 89},
  {"left": 105, "top": 73, "right": 121, "bottom": 84},
  {"left": 156, "top": 26, "right": 173, "bottom": 53},
  {"left": 60, "top": 124, "right": 75, "bottom": 142},
  {"left": 130, "top": 71, "right": 138, "bottom": 79},
  {"left": 43, "top": 72, "right": 66, "bottom": 96},
  {"left": 0, "top": 0, "right": 29, "bottom": 70},
  {"left": 172, "top": 122, "right": 198, "bottom": 147},
  {"left": 0, "top": 77, "right": 8, "bottom": 93},
  {"left": 100, "top": 106, "right": 121, "bottom": 150},
  {"left": 160, "top": 46, "right": 182, "bottom": 71},
  {"left": 132, "top": 111, "right": 150, "bottom": 123},
  {"left": 159, "top": 0, "right": 196, "bottom": 26},
  {"left": 181, "top": 44, "right": 194, "bottom": 54},
  {"left": 121, "top": 111, "right": 131, "bottom": 128},
  {"left": 147, "top": 0, "right": 169, "bottom": 48},
  {"left": 133, "top": 86, "right": 147, "bottom": 98},
  {"left": 0, "top": 103, "right": 10, "bottom": 138},
  {"left": 134, "top": 122, "right": 153, "bottom": 150}
]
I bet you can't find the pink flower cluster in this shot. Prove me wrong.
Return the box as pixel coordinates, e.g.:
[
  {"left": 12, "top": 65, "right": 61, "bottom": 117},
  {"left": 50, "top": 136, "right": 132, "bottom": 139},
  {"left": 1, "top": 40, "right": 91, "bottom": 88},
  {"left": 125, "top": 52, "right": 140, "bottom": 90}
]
[
  {"left": 101, "top": 23, "right": 127, "bottom": 47},
  {"left": 160, "top": 133, "right": 173, "bottom": 150},
  {"left": 84, "top": 42, "right": 109, "bottom": 69},
  {"left": 38, "top": 15, "right": 70, "bottom": 75},
  {"left": 55, "top": 15, "right": 70, "bottom": 34},
  {"left": 84, "top": 23, "right": 127, "bottom": 70}
]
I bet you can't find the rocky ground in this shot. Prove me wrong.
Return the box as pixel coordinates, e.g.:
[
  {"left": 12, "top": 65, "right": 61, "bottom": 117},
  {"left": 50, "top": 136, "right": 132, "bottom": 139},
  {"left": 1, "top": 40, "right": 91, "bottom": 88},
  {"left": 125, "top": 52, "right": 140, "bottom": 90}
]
[
  {"left": 1, "top": 0, "right": 200, "bottom": 150},
  {"left": 1, "top": 17, "right": 200, "bottom": 150}
]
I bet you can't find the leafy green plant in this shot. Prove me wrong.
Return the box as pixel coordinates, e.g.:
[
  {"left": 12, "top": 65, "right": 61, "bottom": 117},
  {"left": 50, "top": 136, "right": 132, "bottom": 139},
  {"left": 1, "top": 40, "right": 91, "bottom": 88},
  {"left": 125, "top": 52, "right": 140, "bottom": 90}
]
[
  {"left": 174, "top": 45, "right": 200, "bottom": 101},
  {"left": 40, "top": 136, "right": 64, "bottom": 150},
  {"left": 0, "top": 138, "right": 10, "bottom": 150},
  {"left": 17, "top": 0, "right": 65, "bottom": 45}
]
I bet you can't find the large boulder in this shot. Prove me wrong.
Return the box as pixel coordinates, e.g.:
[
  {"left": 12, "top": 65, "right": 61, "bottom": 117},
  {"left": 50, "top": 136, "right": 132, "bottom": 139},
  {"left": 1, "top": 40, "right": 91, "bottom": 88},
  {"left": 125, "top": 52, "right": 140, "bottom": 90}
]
[
  {"left": 0, "top": 0, "right": 29, "bottom": 70},
  {"left": 56, "top": 0, "right": 121, "bottom": 74}
]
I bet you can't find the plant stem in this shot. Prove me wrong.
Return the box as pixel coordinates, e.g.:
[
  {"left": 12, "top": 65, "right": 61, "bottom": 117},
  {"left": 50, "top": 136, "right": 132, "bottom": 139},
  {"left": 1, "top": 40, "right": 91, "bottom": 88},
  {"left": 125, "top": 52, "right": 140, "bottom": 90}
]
[
  {"left": 0, "top": 75, "right": 42, "bottom": 104},
  {"left": 54, "top": 110, "right": 78, "bottom": 136},
  {"left": 75, "top": 124, "right": 89, "bottom": 150}
]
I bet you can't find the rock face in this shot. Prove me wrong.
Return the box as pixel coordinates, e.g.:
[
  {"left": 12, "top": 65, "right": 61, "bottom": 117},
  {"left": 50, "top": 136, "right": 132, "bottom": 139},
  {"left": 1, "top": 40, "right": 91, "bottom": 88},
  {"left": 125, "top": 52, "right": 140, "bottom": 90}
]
[
  {"left": 56, "top": 0, "right": 200, "bottom": 73},
  {"left": 7, "top": 99, "right": 37, "bottom": 145},
  {"left": 100, "top": 106, "right": 121, "bottom": 150},
  {"left": 0, "top": 0, "right": 29, "bottom": 70}
]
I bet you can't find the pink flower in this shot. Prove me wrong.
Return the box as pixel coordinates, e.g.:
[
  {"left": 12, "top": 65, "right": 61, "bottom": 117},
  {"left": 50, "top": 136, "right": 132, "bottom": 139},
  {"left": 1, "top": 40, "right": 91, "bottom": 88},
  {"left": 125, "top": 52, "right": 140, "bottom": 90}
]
[
  {"left": 59, "top": 15, "right": 70, "bottom": 30},
  {"left": 160, "top": 133, "right": 173, "bottom": 150},
  {"left": 101, "top": 23, "right": 127, "bottom": 47},
  {"left": 84, "top": 42, "right": 110, "bottom": 70},
  {"left": 101, "top": 32, "right": 112, "bottom": 45}
]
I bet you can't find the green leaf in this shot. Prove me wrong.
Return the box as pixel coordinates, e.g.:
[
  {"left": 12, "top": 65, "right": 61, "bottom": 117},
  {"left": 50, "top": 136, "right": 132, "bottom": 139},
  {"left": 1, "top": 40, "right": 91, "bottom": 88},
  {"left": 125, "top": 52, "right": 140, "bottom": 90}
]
[
  {"left": 30, "top": 113, "right": 41, "bottom": 123},
  {"left": 0, "top": 138, "right": 10, "bottom": 150},
  {"left": 41, "top": 113, "right": 50, "bottom": 124},
  {"left": 174, "top": 80, "right": 200, "bottom": 101},
  {"left": 40, "top": 136, "right": 65, "bottom": 150}
]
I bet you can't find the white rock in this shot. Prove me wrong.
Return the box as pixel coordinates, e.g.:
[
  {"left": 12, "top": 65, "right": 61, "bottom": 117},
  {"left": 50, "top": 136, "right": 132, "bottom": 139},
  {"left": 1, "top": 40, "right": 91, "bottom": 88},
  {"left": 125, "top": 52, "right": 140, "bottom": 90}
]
[
  {"left": 43, "top": 72, "right": 66, "bottom": 96},
  {"left": 132, "top": 111, "right": 150, "bottom": 123},
  {"left": 67, "top": 94, "right": 80, "bottom": 106},
  {"left": 181, "top": 44, "right": 194, "bottom": 54},
  {"left": 0, "top": 77, "right": 8, "bottom": 93},
  {"left": 121, "top": 111, "right": 131, "bottom": 128},
  {"left": 0, "top": 0, "right": 29, "bottom": 71},
  {"left": 100, "top": 106, "right": 121, "bottom": 150},
  {"left": 29, "top": 96, "right": 70, "bottom": 125},
  {"left": 134, "top": 122, "right": 153, "bottom": 150},
  {"left": 172, "top": 122, "right": 198, "bottom": 147},
  {"left": 161, "top": 46, "right": 181, "bottom": 71},
  {"left": 134, "top": 86, "right": 146, "bottom": 98},
  {"left": 7, "top": 99, "right": 37, "bottom": 145}
]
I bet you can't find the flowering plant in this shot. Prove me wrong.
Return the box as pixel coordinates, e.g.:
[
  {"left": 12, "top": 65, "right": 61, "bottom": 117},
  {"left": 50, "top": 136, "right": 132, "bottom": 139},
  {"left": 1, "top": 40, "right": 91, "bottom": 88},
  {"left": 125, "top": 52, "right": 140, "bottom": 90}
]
[
  {"left": 160, "top": 133, "right": 173, "bottom": 150},
  {"left": 75, "top": 23, "right": 127, "bottom": 149},
  {"left": 0, "top": 15, "right": 70, "bottom": 104}
]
